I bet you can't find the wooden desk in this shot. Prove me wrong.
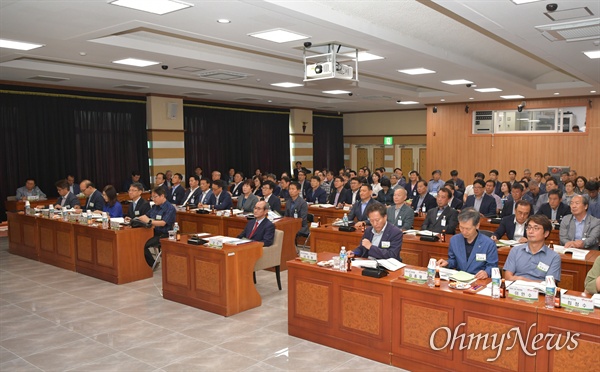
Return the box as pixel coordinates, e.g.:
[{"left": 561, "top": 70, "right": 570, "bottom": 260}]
[
  {"left": 7, "top": 212, "right": 39, "bottom": 260},
  {"left": 37, "top": 217, "right": 76, "bottom": 271},
  {"left": 161, "top": 235, "right": 262, "bottom": 316},
  {"left": 176, "top": 212, "right": 301, "bottom": 270},
  {"left": 6, "top": 198, "right": 59, "bottom": 212},
  {"left": 308, "top": 206, "right": 346, "bottom": 225}
]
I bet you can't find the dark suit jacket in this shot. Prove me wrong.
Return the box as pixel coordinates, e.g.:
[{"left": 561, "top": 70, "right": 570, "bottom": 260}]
[
  {"left": 230, "top": 182, "right": 244, "bottom": 197},
  {"left": 273, "top": 185, "right": 282, "bottom": 197},
  {"left": 237, "top": 218, "right": 275, "bottom": 247},
  {"left": 56, "top": 192, "right": 80, "bottom": 209},
  {"left": 464, "top": 194, "right": 497, "bottom": 217},
  {"left": 501, "top": 200, "right": 534, "bottom": 218},
  {"left": 298, "top": 180, "right": 310, "bottom": 199},
  {"left": 353, "top": 223, "right": 403, "bottom": 260},
  {"left": 348, "top": 198, "right": 378, "bottom": 222},
  {"left": 168, "top": 185, "right": 185, "bottom": 205},
  {"left": 305, "top": 187, "right": 327, "bottom": 204},
  {"left": 493, "top": 215, "right": 528, "bottom": 240},
  {"left": 405, "top": 182, "right": 419, "bottom": 201},
  {"left": 446, "top": 178, "right": 465, "bottom": 193},
  {"left": 207, "top": 191, "right": 233, "bottom": 210},
  {"left": 263, "top": 194, "right": 282, "bottom": 214},
  {"left": 376, "top": 188, "right": 394, "bottom": 205},
  {"left": 284, "top": 196, "right": 309, "bottom": 235},
  {"left": 69, "top": 183, "right": 81, "bottom": 195},
  {"left": 422, "top": 206, "right": 459, "bottom": 234},
  {"left": 328, "top": 188, "right": 351, "bottom": 205},
  {"left": 293, "top": 167, "right": 311, "bottom": 180},
  {"left": 536, "top": 203, "right": 571, "bottom": 222},
  {"left": 411, "top": 193, "right": 437, "bottom": 212},
  {"left": 279, "top": 188, "right": 290, "bottom": 200},
  {"left": 84, "top": 190, "right": 105, "bottom": 210},
  {"left": 126, "top": 197, "right": 151, "bottom": 219},
  {"left": 450, "top": 197, "right": 463, "bottom": 210},
  {"left": 182, "top": 188, "right": 202, "bottom": 206}
]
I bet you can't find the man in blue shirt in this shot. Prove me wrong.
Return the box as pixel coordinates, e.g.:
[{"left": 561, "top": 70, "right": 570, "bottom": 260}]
[
  {"left": 138, "top": 187, "right": 177, "bottom": 268},
  {"left": 504, "top": 214, "right": 562, "bottom": 282}
]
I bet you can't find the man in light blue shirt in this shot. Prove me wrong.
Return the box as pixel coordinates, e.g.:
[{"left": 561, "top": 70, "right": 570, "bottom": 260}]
[
  {"left": 427, "top": 170, "right": 445, "bottom": 195},
  {"left": 16, "top": 178, "right": 46, "bottom": 200}
]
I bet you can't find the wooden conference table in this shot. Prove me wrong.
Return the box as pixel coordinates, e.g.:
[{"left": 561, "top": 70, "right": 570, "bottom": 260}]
[
  {"left": 288, "top": 252, "right": 600, "bottom": 371},
  {"left": 7, "top": 212, "right": 153, "bottom": 284},
  {"left": 161, "top": 234, "right": 263, "bottom": 317},
  {"left": 309, "top": 224, "right": 600, "bottom": 292},
  {"left": 175, "top": 211, "right": 301, "bottom": 270}
]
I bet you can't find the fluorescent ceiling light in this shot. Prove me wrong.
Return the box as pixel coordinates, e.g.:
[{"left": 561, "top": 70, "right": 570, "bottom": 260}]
[
  {"left": 441, "top": 79, "right": 473, "bottom": 85},
  {"left": 322, "top": 90, "right": 351, "bottom": 94},
  {"left": 109, "top": 0, "right": 193, "bottom": 15},
  {"left": 501, "top": 95, "right": 525, "bottom": 99},
  {"left": 398, "top": 68, "right": 436, "bottom": 75},
  {"left": 511, "top": 0, "right": 543, "bottom": 4},
  {"left": 271, "top": 82, "right": 303, "bottom": 88},
  {"left": 474, "top": 87, "right": 502, "bottom": 93},
  {"left": 113, "top": 58, "right": 159, "bottom": 67},
  {"left": 343, "top": 52, "right": 384, "bottom": 61},
  {"left": 217, "top": 19, "right": 231, "bottom": 24},
  {"left": 397, "top": 101, "right": 419, "bottom": 105},
  {"left": 0, "top": 39, "right": 44, "bottom": 50},
  {"left": 583, "top": 50, "right": 600, "bottom": 59},
  {"left": 248, "top": 29, "right": 308, "bottom": 43}
]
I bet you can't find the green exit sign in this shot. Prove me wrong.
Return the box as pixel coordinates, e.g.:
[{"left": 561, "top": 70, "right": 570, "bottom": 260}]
[{"left": 383, "top": 136, "right": 393, "bottom": 145}]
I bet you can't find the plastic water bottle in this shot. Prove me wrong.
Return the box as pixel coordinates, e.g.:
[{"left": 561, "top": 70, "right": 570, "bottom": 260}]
[
  {"left": 101, "top": 212, "right": 108, "bottom": 229},
  {"left": 62, "top": 208, "right": 68, "bottom": 221},
  {"left": 339, "top": 246, "right": 347, "bottom": 272},
  {"left": 427, "top": 258, "right": 436, "bottom": 287},
  {"left": 545, "top": 275, "right": 556, "bottom": 309},
  {"left": 25, "top": 201, "right": 31, "bottom": 215},
  {"left": 342, "top": 213, "right": 349, "bottom": 226},
  {"left": 86, "top": 210, "right": 92, "bottom": 225},
  {"left": 491, "top": 268, "right": 501, "bottom": 299},
  {"left": 173, "top": 222, "right": 180, "bottom": 240},
  {"left": 49, "top": 204, "right": 54, "bottom": 216}
]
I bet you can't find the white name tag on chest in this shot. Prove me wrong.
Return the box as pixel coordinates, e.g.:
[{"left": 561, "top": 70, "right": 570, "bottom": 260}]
[
  {"left": 476, "top": 253, "right": 486, "bottom": 261},
  {"left": 537, "top": 261, "right": 549, "bottom": 272},
  {"left": 135, "top": 211, "right": 140, "bottom": 215},
  {"left": 156, "top": 215, "right": 162, "bottom": 220},
  {"left": 381, "top": 241, "right": 390, "bottom": 248}
]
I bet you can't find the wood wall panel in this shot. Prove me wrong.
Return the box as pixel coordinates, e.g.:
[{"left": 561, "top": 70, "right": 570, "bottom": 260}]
[{"left": 426, "top": 97, "right": 598, "bottom": 180}]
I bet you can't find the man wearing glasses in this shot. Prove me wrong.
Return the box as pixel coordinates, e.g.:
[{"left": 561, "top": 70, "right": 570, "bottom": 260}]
[
  {"left": 503, "top": 214, "right": 561, "bottom": 282},
  {"left": 137, "top": 187, "right": 177, "bottom": 268},
  {"left": 237, "top": 201, "right": 275, "bottom": 247},
  {"left": 124, "top": 182, "right": 150, "bottom": 220},
  {"left": 437, "top": 207, "right": 498, "bottom": 279},
  {"left": 464, "top": 179, "right": 496, "bottom": 217}
]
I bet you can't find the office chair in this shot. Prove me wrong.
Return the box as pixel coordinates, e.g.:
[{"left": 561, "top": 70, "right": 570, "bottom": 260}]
[
  {"left": 253, "top": 229, "right": 284, "bottom": 290},
  {"left": 295, "top": 213, "right": 314, "bottom": 253}
]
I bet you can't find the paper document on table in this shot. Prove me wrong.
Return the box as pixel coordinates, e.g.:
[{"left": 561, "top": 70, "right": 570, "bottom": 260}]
[
  {"left": 439, "top": 267, "right": 457, "bottom": 281},
  {"left": 351, "top": 260, "right": 378, "bottom": 269},
  {"left": 449, "top": 271, "right": 476, "bottom": 283},
  {"left": 512, "top": 280, "right": 545, "bottom": 293},
  {"left": 499, "top": 239, "right": 518, "bottom": 246},
  {"left": 552, "top": 245, "right": 589, "bottom": 259},
  {"left": 314, "top": 204, "right": 335, "bottom": 208},
  {"left": 403, "top": 230, "right": 419, "bottom": 235},
  {"left": 110, "top": 217, "right": 125, "bottom": 224},
  {"left": 417, "top": 230, "right": 436, "bottom": 236},
  {"left": 592, "top": 294, "right": 600, "bottom": 308},
  {"left": 221, "top": 237, "right": 251, "bottom": 245},
  {"left": 376, "top": 258, "right": 405, "bottom": 271}
]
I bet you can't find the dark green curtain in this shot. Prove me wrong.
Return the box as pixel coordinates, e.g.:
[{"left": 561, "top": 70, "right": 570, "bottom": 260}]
[
  {"left": 313, "top": 113, "right": 344, "bottom": 172},
  {"left": 184, "top": 103, "right": 290, "bottom": 179},
  {"left": 0, "top": 85, "right": 148, "bottom": 221}
]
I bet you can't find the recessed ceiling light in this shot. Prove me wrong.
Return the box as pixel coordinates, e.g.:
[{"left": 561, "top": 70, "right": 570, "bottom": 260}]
[
  {"left": 271, "top": 82, "right": 303, "bottom": 88},
  {"left": 267, "top": 100, "right": 273, "bottom": 103},
  {"left": 0, "top": 38, "right": 44, "bottom": 50},
  {"left": 440, "top": 99, "right": 446, "bottom": 102},
  {"left": 474, "top": 87, "right": 502, "bottom": 93},
  {"left": 501, "top": 95, "right": 525, "bottom": 99},
  {"left": 469, "top": 97, "right": 474, "bottom": 100},
  {"left": 583, "top": 50, "right": 600, "bottom": 59},
  {"left": 217, "top": 19, "right": 230, "bottom": 24},
  {"left": 109, "top": 0, "right": 193, "bottom": 15},
  {"left": 323, "top": 90, "right": 351, "bottom": 95},
  {"left": 510, "top": 0, "right": 543, "bottom": 4},
  {"left": 398, "top": 68, "right": 436, "bottom": 75},
  {"left": 441, "top": 79, "right": 473, "bottom": 85},
  {"left": 342, "top": 52, "right": 384, "bottom": 61},
  {"left": 113, "top": 58, "right": 160, "bottom": 67},
  {"left": 592, "top": 90, "right": 597, "bottom": 93},
  {"left": 554, "top": 92, "right": 560, "bottom": 95},
  {"left": 397, "top": 101, "right": 419, "bottom": 105},
  {"left": 248, "top": 29, "right": 308, "bottom": 43}
]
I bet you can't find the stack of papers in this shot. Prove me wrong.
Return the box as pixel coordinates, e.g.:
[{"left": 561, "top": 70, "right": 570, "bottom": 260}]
[
  {"left": 351, "top": 260, "right": 378, "bottom": 269},
  {"left": 592, "top": 293, "right": 600, "bottom": 308},
  {"left": 511, "top": 280, "right": 546, "bottom": 293},
  {"left": 499, "top": 239, "right": 518, "bottom": 246},
  {"left": 552, "top": 245, "right": 589, "bottom": 259},
  {"left": 449, "top": 271, "right": 476, "bottom": 283},
  {"left": 377, "top": 258, "right": 405, "bottom": 271},
  {"left": 312, "top": 204, "right": 335, "bottom": 208}
]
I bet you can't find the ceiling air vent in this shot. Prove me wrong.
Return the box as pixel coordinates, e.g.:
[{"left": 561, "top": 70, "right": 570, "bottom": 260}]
[
  {"left": 28, "top": 75, "right": 70, "bottom": 82},
  {"left": 195, "top": 69, "right": 249, "bottom": 81},
  {"left": 113, "top": 84, "right": 149, "bottom": 90},
  {"left": 183, "top": 91, "right": 211, "bottom": 96},
  {"left": 544, "top": 7, "right": 594, "bottom": 22},
  {"left": 536, "top": 18, "right": 600, "bottom": 42}
]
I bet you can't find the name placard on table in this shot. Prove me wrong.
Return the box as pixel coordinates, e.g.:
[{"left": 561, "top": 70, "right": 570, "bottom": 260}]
[
  {"left": 561, "top": 294, "right": 594, "bottom": 314},
  {"left": 404, "top": 268, "right": 427, "bottom": 284},
  {"left": 508, "top": 285, "right": 539, "bottom": 302}
]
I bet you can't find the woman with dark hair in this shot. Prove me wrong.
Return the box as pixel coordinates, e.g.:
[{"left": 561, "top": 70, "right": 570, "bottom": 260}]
[
  {"left": 371, "top": 172, "right": 382, "bottom": 197},
  {"left": 237, "top": 180, "right": 258, "bottom": 213},
  {"left": 500, "top": 181, "right": 511, "bottom": 208},
  {"left": 575, "top": 176, "right": 588, "bottom": 195},
  {"left": 563, "top": 180, "right": 576, "bottom": 205},
  {"left": 377, "top": 178, "right": 394, "bottom": 205},
  {"left": 252, "top": 176, "right": 263, "bottom": 197},
  {"left": 100, "top": 185, "right": 123, "bottom": 217},
  {"left": 405, "top": 170, "right": 421, "bottom": 203}
]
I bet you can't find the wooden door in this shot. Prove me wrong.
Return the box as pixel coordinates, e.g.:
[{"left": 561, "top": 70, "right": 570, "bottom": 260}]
[
  {"left": 356, "top": 148, "right": 368, "bottom": 169},
  {"left": 401, "top": 148, "right": 413, "bottom": 172},
  {"left": 373, "top": 147, "right": 384, "bottom": 170},
  {"left": 419, "top": 148, "right": 427, "bottom": 177}
]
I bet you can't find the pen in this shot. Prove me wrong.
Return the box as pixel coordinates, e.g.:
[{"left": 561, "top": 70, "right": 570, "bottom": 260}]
[{"left": 471, "top": 285, "right": 483, "bottom": 291}]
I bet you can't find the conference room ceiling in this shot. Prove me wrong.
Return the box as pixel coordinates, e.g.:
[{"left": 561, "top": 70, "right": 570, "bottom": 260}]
[{"left": 0, "top": 0, "right": 598, "bottom": 113}]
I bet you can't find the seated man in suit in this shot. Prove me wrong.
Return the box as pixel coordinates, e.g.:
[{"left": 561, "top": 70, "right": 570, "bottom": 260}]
[
  {"left": 305, "top": 175, "right": 327, "bottom": 204},
  {"left": 124, "top": 182, "right": 150, "bottom": 220},
  {"left": 492, "top": 200, "right": 531, "bottom": 243},
  {"left": 345, "top": 177, "right": 362, "bottom": 206},
  {"left": 123, "top": 170, "right": 146, "bottom": 192},
  {"left": 16, "top": 178, "right": 46, "bottom": 200},
  {"left": 533, "top": 178, "right": 559, "bottom": 213},
  {"left": 154, "top": 173, "right": 168, "bottom": 193},
  {"left": 77, "top": 180, "right": 105, "bottom": 211},
  {"left": 66, "top": 174, "right": 81, "bottom": 195},
  {"left": 504, "top": 214, "right": 562, "bottom": 282},
  {"left": 349, "top": 184, "right": 379, "bottom": 226},
  {"left": 536, "top": 189, "right": 571, "bottom": 226},
  {"left": 349, "top": 203, "right": 403, "bottom": 260},
  {"left": 464, "top": 179, "right": 497, "bottom": 217},
  {"left": 524, "top": 180, "right": 545, "bottom": 212},
  {"left": 197, "top": 177, "right": 213, "bottom": 206},
  {"left": 387, "top": 188, "right": 414, "bottom": 231},
  {"left": 54, "top": 179, "right": 80, "bottom": 209},
  {"left": 421, "top": 187, "right": 459, "bottom": 234},
  {"left": 237, "top": 180, "right": 258, "bottom": 213},
  {"left": 167, "top": 173, "right": 185, "bottom": 205},
  {"left": 501, "top": 183, "right": 530, "bottom": 217},
  {"left": 284, "top": 182, "right": 309, "bottom": 237},
  {"left": 181, "top": 175, "right": 202, "bottom": 207},
  {"left": 237, "top": 201, "right": 275, "bottom": 246},
  {"left": 211, "top": 170, "right": 222, "bottom": 182},
  {"left": 138, "top": 187, "right": 177, "bottom": 268},
  {"left": 230, "top": 172, "right": 244, "bottom": 197},
  {"left": 437, "top": 207, "right": 498, "bottom": 279},
  {"left": 279, "top": 176, "right": 292, "bottom": 200},
  {"left": 560, "top": 195, "right": 600, "bottom": 249},
  {"left": 207, "top": 180, "right": 233, "bottom": 210},
  {"left": 327, "top": 176, "right": 351, "bottom": 207},
  {"left": 445, "top": 181, "right": 464, "bottom": 210},
  {"left": 447, "top": 169, "right": 465, "bottom": 194},
  {"left": 485, "top": 180, "right": 503, "bottom": 215},
  {"left": 261, "top": 180, "right": 281, "bottom": 214},
  {"left": 293, "top": 161, "right": 311, "bottom": 180},
  {"left": 412, "top": 180, "right": 437, "bottom": 213},
  {"left": 297, "top": 171, "right": 311, "bottom": 199}
]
